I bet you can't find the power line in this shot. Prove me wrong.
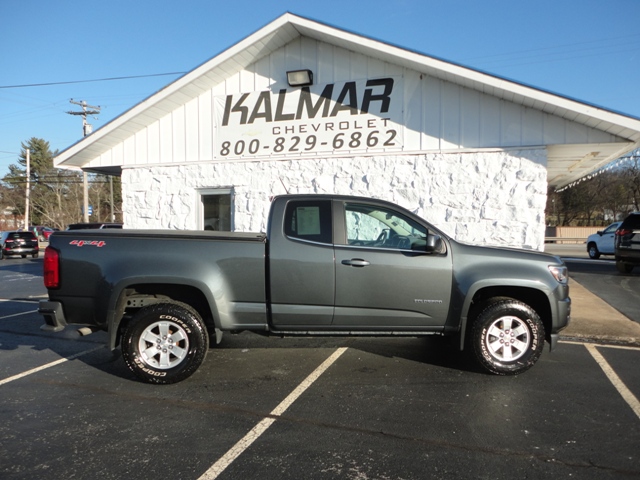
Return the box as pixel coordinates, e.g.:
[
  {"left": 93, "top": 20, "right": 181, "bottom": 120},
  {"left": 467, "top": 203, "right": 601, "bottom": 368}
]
[
  {"left": 0, "top": 72, "right": 186, "bottom": 89},
  {"left": 463, "top": 32, "right": 640, "bottom": 64}
]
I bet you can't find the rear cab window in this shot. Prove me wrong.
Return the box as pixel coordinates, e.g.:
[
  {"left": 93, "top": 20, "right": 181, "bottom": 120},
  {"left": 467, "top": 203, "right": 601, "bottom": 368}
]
[{"left": 283, "top": 200, "right": 333, "bottom": 244}]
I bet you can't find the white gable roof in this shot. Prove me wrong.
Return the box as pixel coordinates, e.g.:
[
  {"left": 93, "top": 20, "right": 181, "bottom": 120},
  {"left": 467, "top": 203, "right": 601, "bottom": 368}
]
[{"left": 54, "top": 12, "right": 640, "bottom": 188}]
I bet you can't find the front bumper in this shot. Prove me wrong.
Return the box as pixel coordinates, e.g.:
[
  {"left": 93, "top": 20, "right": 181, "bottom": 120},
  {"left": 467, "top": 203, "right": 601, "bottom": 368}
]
[
  {"left": 549, "top": 287, "right": 571, "bottom": 351},
  {"left": 39, "top": 301, "right": 67, "bottom": 332}
]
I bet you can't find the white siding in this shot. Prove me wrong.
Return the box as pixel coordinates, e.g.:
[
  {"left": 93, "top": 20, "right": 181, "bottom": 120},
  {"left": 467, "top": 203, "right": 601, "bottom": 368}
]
[{"left": 88, "top": 36, "right": 625, "bottom": 168}]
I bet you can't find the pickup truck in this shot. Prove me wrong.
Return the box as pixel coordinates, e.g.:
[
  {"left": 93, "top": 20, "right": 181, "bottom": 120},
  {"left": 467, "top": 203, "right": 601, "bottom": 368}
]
[{"left": 39, "top": 194, "right": 570, "bottom": 384}]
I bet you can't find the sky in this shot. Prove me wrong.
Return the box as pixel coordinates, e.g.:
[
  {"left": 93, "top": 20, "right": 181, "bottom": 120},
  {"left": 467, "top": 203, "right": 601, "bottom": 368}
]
[{"left": 1, "top": 0, "right": 639, "bottom": 177}]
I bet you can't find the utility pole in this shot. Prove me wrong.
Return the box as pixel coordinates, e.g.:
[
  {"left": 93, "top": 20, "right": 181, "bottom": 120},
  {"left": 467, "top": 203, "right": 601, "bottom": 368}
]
[
  {"left": 66, "top": 99, "right": 100, "bottom": 222},
  {"left": 25, "top": 148, "right": 30, "bottom": 229}
]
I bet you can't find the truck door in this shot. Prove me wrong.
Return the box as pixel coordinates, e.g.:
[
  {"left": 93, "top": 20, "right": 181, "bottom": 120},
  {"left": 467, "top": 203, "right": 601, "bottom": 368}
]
[
  {"left": 268, "top": 199, "right": 335, "bottom": 327},
  {"left": 333, "top": 201, "right": 453, "bottom": 329}
]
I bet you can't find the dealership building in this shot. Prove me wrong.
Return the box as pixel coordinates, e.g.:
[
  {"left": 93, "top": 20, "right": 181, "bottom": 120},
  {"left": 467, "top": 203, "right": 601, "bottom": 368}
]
[{"left": 54, "top": 13, "right": 640, "bottom": 250}]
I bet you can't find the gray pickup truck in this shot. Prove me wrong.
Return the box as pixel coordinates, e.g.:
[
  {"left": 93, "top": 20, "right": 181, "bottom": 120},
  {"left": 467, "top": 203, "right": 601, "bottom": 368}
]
[{"left": 39, "top": 194, "right": 570, "bottom": 384}]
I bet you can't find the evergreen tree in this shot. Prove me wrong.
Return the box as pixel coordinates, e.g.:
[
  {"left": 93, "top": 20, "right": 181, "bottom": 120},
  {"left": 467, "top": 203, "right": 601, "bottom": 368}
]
[{"left": 1, "top": 137, "right": 122, "bottom": 228}]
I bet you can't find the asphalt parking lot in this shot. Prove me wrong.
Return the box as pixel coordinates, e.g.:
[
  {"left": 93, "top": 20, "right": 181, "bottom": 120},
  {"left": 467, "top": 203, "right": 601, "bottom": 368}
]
[{"left": 1, "top": 255, "right": 639, "bottom": 479}]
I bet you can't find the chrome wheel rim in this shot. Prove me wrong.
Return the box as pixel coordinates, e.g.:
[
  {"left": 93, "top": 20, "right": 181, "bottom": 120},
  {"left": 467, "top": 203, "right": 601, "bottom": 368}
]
[
  {"left": 138, "top": 320, "right": 189, "bottom": 369},
  {"left": 485, "top": 316, "right": 531, "bottom": 362}
]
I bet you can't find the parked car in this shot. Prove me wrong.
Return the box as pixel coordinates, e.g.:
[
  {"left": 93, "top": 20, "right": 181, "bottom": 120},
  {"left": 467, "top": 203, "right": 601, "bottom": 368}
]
[
  {"left": 29, "top": 226, "right": 56, "bottom": 241},
  {"left": 65, "top": 223, "right": 123, "bottom": 230},
  {"left": 586, "top": 221, "right": 621, "bottom": 259},
  {"left": 615, "top": 213, "right": 640, "bottom": 274},
  {"left": 0, "top": 231, "right": 39, "bottom": 259}
]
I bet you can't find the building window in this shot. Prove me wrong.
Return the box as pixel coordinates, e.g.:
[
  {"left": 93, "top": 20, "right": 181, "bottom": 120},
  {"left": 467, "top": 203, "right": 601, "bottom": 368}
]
[{"left": 200, "top": 189, "right": 233, "bottom": 231}]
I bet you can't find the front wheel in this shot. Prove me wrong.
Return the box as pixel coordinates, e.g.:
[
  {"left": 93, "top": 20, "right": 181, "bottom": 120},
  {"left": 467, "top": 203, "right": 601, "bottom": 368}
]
[
  {"left": 587, "top": 243, "right": 600, "bottom": 259},
  {"left": 470, "top": 299, "right": 545, "bottom": 375},
  {"left": 122, "top": 303, "right": 209, "bottom": 384}
]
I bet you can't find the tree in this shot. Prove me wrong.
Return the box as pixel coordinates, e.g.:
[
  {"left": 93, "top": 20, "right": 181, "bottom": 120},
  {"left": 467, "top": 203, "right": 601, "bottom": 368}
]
[
  {"left": 90, "top": 174, "right": 123, "bottom": 222},
  {"left": 620, "top": 151, "right": 640, "bottom": 212},
  {"left": 1, "top": 137, "right": 122, "bottom": 229},
  {"left": 545, "top": 149, "right": 640, "bottom": 226},
  {"left": 2, "top": 137, "right": 58, "bottom": 225}
]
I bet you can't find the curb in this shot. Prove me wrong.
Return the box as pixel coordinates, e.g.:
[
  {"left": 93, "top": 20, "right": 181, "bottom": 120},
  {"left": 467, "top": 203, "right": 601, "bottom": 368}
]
[{"left": 559, "top": 278, "right": 640, "bottom": 346}]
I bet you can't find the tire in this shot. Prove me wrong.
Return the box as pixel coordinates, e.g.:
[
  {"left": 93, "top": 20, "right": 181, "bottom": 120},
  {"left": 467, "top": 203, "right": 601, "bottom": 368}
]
[
  {"left": 121, "top": 303, "right": 209, "bottom": 384},
  {"left": 616, "top": 261, "right": 634, "bottom": 274},
  {"left": 587, "top": 243, "right": 600, "bottom": 259},
  {"left": 21, "top": 255, "right": 26, "bottom": 258},
  {"left": 32, "top": 253, "right": 38, "bottom": 258},
  {"left": 470, "top": 299, "right": 545, "bottom": 375}
]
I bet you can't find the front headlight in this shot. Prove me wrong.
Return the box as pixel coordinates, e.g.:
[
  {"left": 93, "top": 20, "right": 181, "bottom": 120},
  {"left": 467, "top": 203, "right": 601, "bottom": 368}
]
[{"left": 548, "top": 265, "right": 568, "bottom": 284}]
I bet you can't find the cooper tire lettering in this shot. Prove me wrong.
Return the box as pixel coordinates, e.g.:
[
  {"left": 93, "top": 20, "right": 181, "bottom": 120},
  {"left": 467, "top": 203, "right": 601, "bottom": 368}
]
[
  {"left": 470, "top": 299, "right": 545, "bottom": 376},
  {"left": 122, "top": 302, "right": 208, "bottom": 384}
]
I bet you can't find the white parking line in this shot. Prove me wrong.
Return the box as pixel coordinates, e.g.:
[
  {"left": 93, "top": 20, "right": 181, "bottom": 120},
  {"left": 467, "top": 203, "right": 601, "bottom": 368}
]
[
  {"left": 560, "top": 340, "right": 640, "bottom": 351},
  {"left": 0, "top": 346, "right": 104, "bottom": 386},
  {"left": 585, "top": 344, "right": 640, "bottom": 420},
  {"left": 0, "top": 310, "right": 38, "bottom": 320},
  {"left": 198, "top": 347, "right": 348, "bottom": 480}
]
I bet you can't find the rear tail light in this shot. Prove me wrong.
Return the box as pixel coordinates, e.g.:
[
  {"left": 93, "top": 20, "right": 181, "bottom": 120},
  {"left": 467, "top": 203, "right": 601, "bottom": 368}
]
[
  {"left": 43, "top": 246, "right": 60, "bottom": 289},
  {"left": 616, "top": 228, "right": 632, "bottom": 236}
]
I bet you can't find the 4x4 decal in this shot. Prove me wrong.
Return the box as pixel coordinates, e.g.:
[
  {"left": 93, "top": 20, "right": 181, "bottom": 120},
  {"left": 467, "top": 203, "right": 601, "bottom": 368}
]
[{"left": 69, "top": 240, "right": 106, "bottom": 247}]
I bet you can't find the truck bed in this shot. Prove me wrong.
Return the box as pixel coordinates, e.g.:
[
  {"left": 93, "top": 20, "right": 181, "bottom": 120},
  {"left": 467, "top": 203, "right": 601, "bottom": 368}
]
[{"left": 46, "top": 229, "right": 267, "bottom": 330}]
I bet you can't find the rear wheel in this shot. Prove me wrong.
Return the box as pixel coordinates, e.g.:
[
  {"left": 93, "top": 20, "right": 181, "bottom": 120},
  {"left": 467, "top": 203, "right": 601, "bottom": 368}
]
[
  {"left": 122, "top": 303, "right": 209, "bottom": 384},
  {"left": 470, "top": 299, "right": 545, "bottom": 375}
]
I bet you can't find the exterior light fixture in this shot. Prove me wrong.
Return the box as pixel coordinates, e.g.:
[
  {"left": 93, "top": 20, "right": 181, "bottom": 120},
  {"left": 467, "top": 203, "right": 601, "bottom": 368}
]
[{"left": 286, "top": 69, "right": 313, "bottom": 87}]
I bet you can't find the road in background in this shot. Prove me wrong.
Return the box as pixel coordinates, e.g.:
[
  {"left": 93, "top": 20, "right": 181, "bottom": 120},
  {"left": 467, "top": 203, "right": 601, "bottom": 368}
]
[{"left": 545, "top": 243, "right": 640, "bottom": 323}]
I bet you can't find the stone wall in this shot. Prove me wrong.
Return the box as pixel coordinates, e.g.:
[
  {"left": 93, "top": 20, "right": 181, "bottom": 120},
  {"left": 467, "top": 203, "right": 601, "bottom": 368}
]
[{"left": 121, "top": 147, "right": 548, "bottom": 250}]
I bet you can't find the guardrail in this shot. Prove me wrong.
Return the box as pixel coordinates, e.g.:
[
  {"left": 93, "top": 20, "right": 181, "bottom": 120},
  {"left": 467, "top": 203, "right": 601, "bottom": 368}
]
[{"left": 544, "top": 237, "right": 586, "bottom": 244}]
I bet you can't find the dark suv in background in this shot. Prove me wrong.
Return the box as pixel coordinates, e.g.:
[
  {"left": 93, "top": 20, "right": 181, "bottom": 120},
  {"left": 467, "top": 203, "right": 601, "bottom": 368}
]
[
  {"left": 615, "top": 212, "right": 640, "bottom": 274},
  {"left": 0, "top": 231, "right": 39, "bottom": 259},
  {"left": 65, "top": 223, "right": 123, "bottom": 230}
]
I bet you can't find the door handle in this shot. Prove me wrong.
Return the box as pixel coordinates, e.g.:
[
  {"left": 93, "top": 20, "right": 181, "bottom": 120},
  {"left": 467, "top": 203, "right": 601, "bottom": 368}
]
[{"left": 341, "top": 259, "right": 370, "bottom": 267}]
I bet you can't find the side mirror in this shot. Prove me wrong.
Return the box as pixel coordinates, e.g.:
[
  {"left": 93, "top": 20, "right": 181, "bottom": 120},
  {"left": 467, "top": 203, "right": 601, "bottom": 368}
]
[{"left": 424, "top": 234, "right": 443, "bottom": 253}]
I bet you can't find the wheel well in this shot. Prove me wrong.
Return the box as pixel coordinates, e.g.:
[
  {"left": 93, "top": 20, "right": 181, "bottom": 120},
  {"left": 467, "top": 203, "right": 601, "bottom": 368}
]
[
  {"left": 469, "top": 286, "right": 552, "bottom": 341},
  {"left": 114, "top": 284, "right": 214, "bottom": 346}
]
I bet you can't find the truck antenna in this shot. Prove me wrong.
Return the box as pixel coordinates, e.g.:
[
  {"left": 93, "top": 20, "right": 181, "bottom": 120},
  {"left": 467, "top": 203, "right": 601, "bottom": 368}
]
[{"left": 279, "top": 178, "right": 290, "bottom": 194}]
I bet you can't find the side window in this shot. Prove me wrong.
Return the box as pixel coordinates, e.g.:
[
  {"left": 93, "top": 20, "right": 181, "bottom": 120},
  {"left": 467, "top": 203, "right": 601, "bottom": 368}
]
[
  {"left": 345, "top": 203, "right": 428, "bottom": 250},
  {"left": 604, "top": 224, "right": 618, "bottom": 234},
  {"left": 284, "top": 200, "right": 332, "bottom": 244}
]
